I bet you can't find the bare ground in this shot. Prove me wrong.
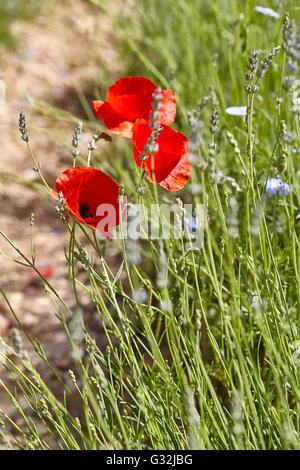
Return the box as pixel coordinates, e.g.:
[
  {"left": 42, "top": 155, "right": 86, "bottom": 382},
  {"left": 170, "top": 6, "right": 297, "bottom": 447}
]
[{"left": 0, "top": 0, "right": 127, "bottom": 446}]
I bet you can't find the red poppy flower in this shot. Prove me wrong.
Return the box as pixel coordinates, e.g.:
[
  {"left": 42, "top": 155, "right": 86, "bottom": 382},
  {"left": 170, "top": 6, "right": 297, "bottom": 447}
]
[
  {"left": 132, "top": 119, "right": 191, "bottom": 191},
  {"left": 92, "top": 76, "right": 176, "bottom": 138},
  {"left": 51, "top": 167, "right": 122, "bottom": 239}
]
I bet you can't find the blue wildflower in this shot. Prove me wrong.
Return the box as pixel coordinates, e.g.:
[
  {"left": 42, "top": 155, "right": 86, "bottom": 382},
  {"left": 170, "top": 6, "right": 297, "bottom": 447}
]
[
  {"left": 266, "top": 177, "right": 291, "bottom": 196},
  {"left": 254, "top": 6, "right": 280, "bottom": 19},
  {"left": 211, "top": 169, "right": 223, "bottom": 184},
  {"left": 186, "top": 217, "right": 197, "bottom": 231}
]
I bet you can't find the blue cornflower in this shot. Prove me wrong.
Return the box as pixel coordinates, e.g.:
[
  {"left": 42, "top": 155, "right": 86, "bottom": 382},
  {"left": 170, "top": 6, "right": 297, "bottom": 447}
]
[
  {"left": 185, "top": 217, "right": 197, "bottom": 231},
  {"left": 254, "top": 6, "right": 280, "bottom": 19},
  {"left": 266, "top": 177, "right": 291, "bottom": 196},
  {"left": 211, "top": 169, "right": 223, "bottom": 184}
]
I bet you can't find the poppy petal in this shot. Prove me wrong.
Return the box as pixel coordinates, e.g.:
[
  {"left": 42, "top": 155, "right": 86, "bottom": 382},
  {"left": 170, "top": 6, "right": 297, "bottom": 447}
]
[
  {"left": 92, "top": 100, "right": 134, "bottom": 138},
  {"left": 93, "top": 77, "right": 176, "bottom": 137},
  {"left": 107, "top": 77, "right": 156, "bottom": 122},
  {"left": 160, "top": 89, "right": 176, "bottom": 125},
  {"left": 158, "top": 152, "right": 191, "bottom": 191},
  {"left": 132, "top": 119, "right": 191, "bottom": 191}
]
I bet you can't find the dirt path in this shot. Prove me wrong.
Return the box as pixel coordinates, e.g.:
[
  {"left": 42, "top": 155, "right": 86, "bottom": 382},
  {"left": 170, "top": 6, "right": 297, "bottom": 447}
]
[{"left": 0, "top": 0, "right": 125, "bottom": 445}]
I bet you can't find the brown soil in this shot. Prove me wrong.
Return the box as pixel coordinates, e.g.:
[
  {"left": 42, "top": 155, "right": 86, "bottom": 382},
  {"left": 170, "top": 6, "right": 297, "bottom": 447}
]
[{"left": 0, "top": 0, "right": 127, "bottom": 447}]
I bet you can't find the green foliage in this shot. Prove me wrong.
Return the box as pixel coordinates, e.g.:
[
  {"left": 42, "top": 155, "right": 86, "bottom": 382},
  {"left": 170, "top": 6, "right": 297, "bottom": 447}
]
[{"left": 0, "top": 0, "right": 300, "bottom": 450}]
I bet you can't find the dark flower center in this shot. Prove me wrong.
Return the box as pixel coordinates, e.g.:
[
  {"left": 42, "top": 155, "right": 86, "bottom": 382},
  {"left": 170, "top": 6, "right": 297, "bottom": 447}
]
[{"left": 79, "top": 203, "right": 94, "bottom": 219}]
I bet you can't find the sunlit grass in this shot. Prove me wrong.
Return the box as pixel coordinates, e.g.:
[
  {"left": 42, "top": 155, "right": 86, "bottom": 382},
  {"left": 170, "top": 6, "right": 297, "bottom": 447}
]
[{"left": 0, "top": 0, "right": 300, "bottom": 450}]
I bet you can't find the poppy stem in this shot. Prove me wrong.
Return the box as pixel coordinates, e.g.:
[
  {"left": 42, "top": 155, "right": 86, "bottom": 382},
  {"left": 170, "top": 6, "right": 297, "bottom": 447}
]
[
  {"left": 26, "top": 142, "right": 51, "bottom": 192},
  {"left": 29, "top": 213, "right": 36, "bottom": 266},
  {"left": 150, "top": 152, "right": 159, "bottom": 207}
]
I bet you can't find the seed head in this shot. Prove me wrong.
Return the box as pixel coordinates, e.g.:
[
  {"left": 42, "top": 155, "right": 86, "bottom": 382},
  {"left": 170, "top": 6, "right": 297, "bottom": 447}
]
[{"left": 19, "top": 110, "right": 30, "bottom": 142}]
